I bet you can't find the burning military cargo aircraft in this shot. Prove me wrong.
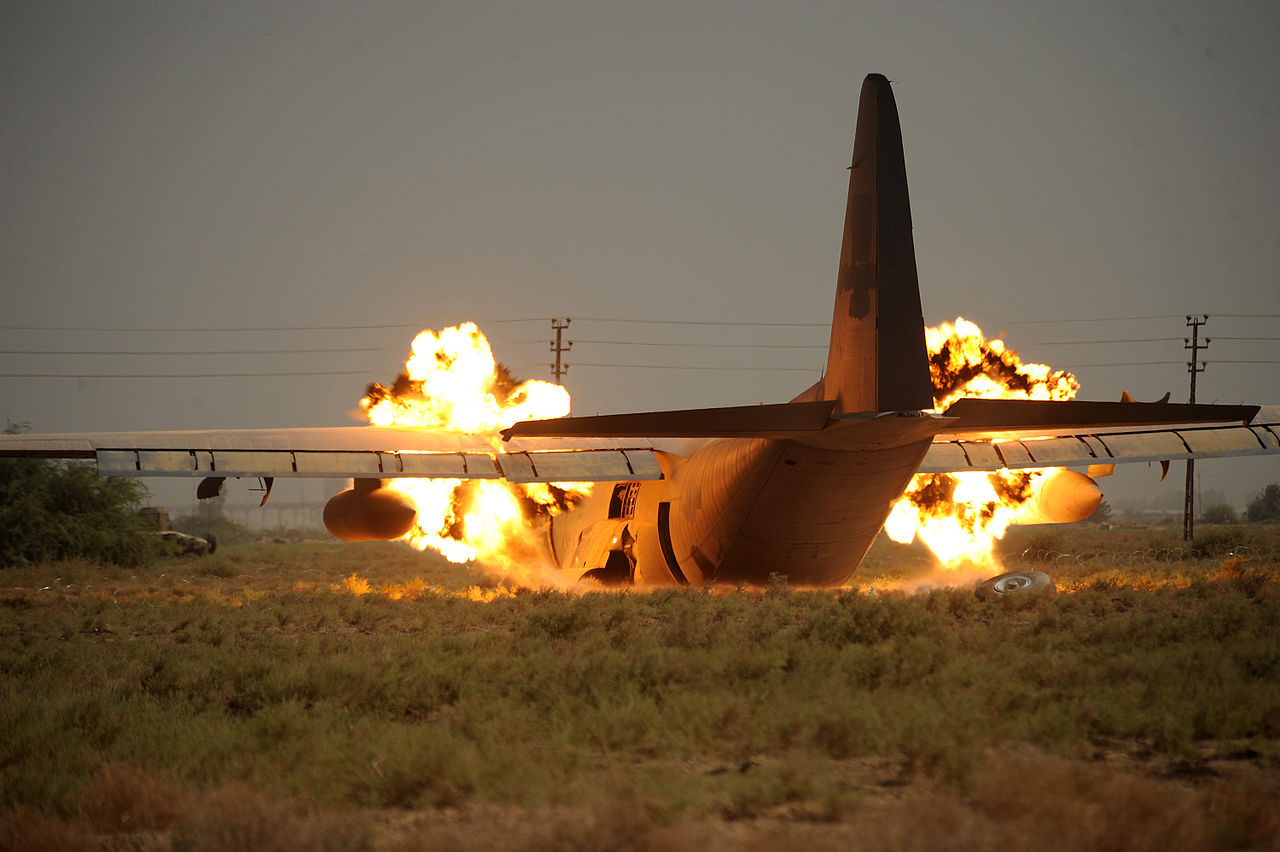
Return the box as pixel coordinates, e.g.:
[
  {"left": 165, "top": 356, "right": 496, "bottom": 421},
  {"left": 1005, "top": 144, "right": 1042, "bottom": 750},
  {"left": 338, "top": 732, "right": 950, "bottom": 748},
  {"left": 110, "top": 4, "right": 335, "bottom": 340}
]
[{"left": 3, "top": 75, "right": 1277, "bottom": 594}]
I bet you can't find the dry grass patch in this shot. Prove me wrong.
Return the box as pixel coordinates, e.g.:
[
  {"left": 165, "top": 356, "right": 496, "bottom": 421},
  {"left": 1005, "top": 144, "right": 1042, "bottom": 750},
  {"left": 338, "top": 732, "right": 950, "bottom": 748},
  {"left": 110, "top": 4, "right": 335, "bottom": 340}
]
[
  {"left": 0, "top": 808, "right": 96, "bottom": 852},
  {"left": 79, "top": 763, "right": 184, "bottom": 833},
  {"left": 171, "top": 783, "right": 370, "bottom": 852},
  {"left": 2, "top": 527, "right": 1280, "bottom": 849}
]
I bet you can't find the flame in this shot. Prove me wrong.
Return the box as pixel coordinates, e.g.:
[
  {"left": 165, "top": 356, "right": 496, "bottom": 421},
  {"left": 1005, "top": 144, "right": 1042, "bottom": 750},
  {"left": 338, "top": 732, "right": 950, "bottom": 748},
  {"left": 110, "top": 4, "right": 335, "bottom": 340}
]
[
  {"left": 889, "top": 318, "right": 1080, "bottom": 570},
  {"left": 362, "top": 323, "right": 571, "bottom": 432},
  {"left": 329, "top": 575, "right": 522, "bottom": 602},
  {"left": 361, "top": 318, "right": 1083, "bottom": 582},
  {"left": 927, "top": 317, "right": 1078, "bottom": 412},
  {"left": 885, "top": 468, "right": 1061, "bottom": 569},
  {"left": 360, "top": 323, "right": 589, "bottom": 585}
]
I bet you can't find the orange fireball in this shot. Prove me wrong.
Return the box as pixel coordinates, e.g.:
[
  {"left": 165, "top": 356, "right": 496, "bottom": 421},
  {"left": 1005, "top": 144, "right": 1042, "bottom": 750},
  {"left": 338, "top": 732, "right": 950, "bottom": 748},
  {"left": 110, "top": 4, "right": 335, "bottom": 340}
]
[
  {"left": 888, "top": 318, "right": 1081, "bottom": 570},
  {"left": 360, "top": 323, "right": 589, "bottom": 585},
  {"left": 926, "top": 317, "right": 1079, "bottom": 412}
]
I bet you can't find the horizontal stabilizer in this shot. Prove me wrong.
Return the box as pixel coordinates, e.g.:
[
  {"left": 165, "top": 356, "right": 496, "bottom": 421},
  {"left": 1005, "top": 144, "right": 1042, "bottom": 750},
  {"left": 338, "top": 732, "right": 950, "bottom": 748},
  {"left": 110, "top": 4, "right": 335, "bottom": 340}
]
[
  {"left": 502, "top": 401, "right": 837, "bottom": 441},
  {"left": 940, "top": 398, "right": 1259, "bottom": 436}
]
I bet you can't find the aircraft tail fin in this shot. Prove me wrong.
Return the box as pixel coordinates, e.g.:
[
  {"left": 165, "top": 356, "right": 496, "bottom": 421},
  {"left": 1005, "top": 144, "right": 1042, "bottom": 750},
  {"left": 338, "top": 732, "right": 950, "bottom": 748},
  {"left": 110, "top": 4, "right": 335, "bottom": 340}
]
[{"left": 821, "top": 74, "right": 934, "bottom": 414}]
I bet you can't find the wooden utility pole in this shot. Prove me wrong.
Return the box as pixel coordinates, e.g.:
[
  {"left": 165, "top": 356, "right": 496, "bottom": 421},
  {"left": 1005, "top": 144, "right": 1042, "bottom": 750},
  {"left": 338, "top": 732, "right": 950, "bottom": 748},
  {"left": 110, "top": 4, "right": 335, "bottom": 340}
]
[
  {"left": 1183, "top": 314, "right": 1209, "bottom": 540},
  {"left": 550, "top": 318, "right": 571, "bottom": 385}
]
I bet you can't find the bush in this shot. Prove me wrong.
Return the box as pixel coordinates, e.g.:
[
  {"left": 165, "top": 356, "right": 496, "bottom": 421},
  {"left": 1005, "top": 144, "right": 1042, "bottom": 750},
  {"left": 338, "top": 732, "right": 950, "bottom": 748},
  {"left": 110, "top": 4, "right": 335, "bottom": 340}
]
[
  {"left": 1245, "top": 484, "right": 1280, "bottom": 523},
  {"left": 1087, "top": 499, "right": 1113, "bottom": 524},
  {"left": 1187, "top": 529, "right": 1258, "bottom": 559},
  {"left": 0, "top": 426, "right": 159, "bottom": 567},
  {"left": 1020, "top": 530, "right": 1065, "bottom": 562},
  {"left": 172, "top": 509, "right": 258, "bottom": 545},
  {"left": 1201, "top": 503, "right": 1238, "bottom": 524}
]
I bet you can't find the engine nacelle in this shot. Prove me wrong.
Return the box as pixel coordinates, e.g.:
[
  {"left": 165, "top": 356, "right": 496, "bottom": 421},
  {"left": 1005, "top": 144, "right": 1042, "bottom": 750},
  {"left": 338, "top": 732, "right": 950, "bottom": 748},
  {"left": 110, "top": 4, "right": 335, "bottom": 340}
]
[
  {"left": 1012, "top": 470, "right": 1103, "bottom": 525},
  {"left": 323, "top": 479, "right": 417, "bottom": 541}
]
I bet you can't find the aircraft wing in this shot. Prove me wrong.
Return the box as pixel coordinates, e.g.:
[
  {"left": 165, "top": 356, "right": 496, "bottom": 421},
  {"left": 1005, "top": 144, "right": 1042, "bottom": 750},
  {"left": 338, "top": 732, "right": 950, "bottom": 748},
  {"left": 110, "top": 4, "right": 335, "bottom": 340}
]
[
  {"left": 3, "top": 400, "right": 1276, "bottom": 484},
  {"left": 500, "top": 398, "right": 1280, "bottom": 477},
  {"left": 0, "top": 402, "right": 839, "bottom": 485},
  {"left": 0, "top": 426, "right": 683, "bottom": 484},
  {"left": 919, "top": 403, "right": 1280, "bottom": 473}
]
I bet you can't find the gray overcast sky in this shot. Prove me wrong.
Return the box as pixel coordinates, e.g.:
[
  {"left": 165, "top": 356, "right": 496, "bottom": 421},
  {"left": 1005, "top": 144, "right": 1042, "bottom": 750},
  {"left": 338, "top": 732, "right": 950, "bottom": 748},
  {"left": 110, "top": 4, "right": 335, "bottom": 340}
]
[{"left": 2, "top": 0, "right": 1278, "bottom": 510}]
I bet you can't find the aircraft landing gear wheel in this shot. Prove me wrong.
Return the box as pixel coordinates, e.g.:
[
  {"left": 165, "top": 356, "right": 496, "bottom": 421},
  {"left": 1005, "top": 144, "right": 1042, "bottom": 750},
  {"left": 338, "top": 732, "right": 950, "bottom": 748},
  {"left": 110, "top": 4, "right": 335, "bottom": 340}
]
[
  {"left": 976, "top": 570, "right": 1056, "bottom": 603},
  {"left": 580, "top": 551, "right": 633, "bottom": 587},
  {"left": 580, "top": 567, "right": 630, "bottom": 588}
]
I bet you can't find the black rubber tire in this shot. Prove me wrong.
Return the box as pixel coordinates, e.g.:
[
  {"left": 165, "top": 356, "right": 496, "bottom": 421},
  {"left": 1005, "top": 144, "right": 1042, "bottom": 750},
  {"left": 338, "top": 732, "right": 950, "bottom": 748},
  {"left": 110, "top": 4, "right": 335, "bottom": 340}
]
[
  {"left": 580, "top": 567, "right": 628, "bottom": 587},
  {"left": 975, "top": 570, "right": 1056, "bottom": 603},
  {"left": 580, "top": 549, "right": 633, "bottom": 587}
]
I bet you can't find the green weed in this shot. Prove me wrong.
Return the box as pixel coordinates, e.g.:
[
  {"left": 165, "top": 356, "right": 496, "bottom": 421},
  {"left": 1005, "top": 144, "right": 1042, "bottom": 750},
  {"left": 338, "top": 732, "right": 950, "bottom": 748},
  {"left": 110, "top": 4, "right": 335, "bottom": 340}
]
[{"left": 1, "top": 532, "right": 1279, "bottom": 847}]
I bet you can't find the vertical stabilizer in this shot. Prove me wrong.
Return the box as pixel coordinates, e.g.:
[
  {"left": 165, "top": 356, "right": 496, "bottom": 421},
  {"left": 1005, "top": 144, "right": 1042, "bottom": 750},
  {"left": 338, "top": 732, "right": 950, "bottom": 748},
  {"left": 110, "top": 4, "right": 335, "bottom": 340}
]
[{"left": 823, "top": 74, "right": 933, "bottom": 413}]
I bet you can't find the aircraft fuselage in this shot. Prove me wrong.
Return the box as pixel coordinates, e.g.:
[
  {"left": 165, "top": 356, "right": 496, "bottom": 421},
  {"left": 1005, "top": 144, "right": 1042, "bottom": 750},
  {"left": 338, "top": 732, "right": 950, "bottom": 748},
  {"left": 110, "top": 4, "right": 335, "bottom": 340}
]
[{"left": 549, "top": 414, "right": 943, "bottom": 586}]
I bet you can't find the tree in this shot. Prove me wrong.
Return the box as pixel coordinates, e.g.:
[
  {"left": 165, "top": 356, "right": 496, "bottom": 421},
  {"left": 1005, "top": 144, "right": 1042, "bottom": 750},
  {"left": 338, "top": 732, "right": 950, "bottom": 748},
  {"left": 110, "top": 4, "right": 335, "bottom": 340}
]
[
  {"left": 0, "top": 423, "right": 159, "bottom": 567},
  {"left": 1201, "top": 503, "right": 1238, "bottom": 525},
  {"left": 1245, "top": 484, "right": 1280, "bottom": 523},
  {"left": 1087, "top": 499, "right": 1113, "bottom": 524}
]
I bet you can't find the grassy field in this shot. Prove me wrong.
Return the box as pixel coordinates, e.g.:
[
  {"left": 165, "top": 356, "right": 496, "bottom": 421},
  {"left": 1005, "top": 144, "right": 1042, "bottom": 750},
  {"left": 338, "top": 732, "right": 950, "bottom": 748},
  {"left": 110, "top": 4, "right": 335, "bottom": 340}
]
[{"left": 2, "top": 525, "right": 1279, "bottom": 850}]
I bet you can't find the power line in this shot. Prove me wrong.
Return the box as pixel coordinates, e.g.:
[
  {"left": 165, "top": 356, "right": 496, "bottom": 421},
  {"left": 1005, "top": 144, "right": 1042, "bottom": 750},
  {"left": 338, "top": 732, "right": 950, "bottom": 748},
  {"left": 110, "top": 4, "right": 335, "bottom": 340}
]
[
  {"left": 1055, "top": 361, "right": 1185, "bottom": 367},
  {"left": 6, "top": 337, "right": 1267, "bottom": 355},
  {"left": 572, "top": 362, "right": 816, "bottom": 372},
  {"left": 0, "top": 347, "right": 391, "bottom": 356},
  {"left": 0, "top": 324, "right": 423, "bottom": 332},
  {"left": 1007, "top": 313, "right": 1280, "bottom": 326},
  {"left": 1026, "top": 337, "right": 1183, "bottom": 345},
  {"left": 1054, "top": 360, "right": 1280, "bottom": 367},
  {"left": 6, "top": 357, "right": 1264, "bottom": 378},
  {"left": 1004, "top": 315, "right": 1187, "bottom": 325},
  {"left": 568, "top": 339, "right": 826, "bottom": 350},
  {"left": 0, "top": 370, "right": 375, "bottom": 379},
  {"left": 4, "top": 312, "right": 1274, "bottom": 334},
  {"left": 1027, "top": 336, "right": 1280, "bottom": 346},
  {"left": 0, "top": 318, "right": 551, "bottom": 333},
  {"left": 574, "top": 317, "right": 826, "bottom": 327}
]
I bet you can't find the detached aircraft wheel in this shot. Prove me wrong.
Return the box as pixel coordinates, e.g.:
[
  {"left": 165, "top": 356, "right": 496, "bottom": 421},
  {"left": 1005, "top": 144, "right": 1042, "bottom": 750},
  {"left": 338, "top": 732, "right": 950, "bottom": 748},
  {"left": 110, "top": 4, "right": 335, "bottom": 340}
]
[
  {"left": 580, "top": 567, "right": 629, "bottom": 588},
  {"left": 975, "top": 570, "right": 1056, "bottom": 603},
  {"left": 580, "top": 551, "right": 634, "bottom": 588}
]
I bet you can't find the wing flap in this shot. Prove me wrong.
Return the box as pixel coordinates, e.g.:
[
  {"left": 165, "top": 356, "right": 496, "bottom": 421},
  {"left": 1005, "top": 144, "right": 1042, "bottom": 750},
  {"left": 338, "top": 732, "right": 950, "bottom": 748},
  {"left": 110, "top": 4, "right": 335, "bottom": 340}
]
[
  {"left": 138, "top": 450, "right": 203, "bottom": 473},
  {"left": 293, "top": 452, "right": 383, "bottom": 476},
  {"left": 1098, "top": 432, "right": 1188, "bottom": 460},
  {"left": 994, "top": 441, "right": 1034, "bottom": 467},
  {"left": 1180, "top": 426, "right": 1274, "bottom": 455},
  {"left": 95, "top": 447, "right": 514, "bottom": 479},
  {"left": 394, "top": 452, "right": 502, "bottom": 478},
  {"left": 216, "top": 451, "right": 311, "bottom": 476},
  {"left": 960, "top": 442, "right": 1002, "bottom": 469},
  {"left": 1021, "top": 437, "right": 1099, "bottom": 466},
  {"left": 498, "top": 449, "right": 663, "bottom": 483}
]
